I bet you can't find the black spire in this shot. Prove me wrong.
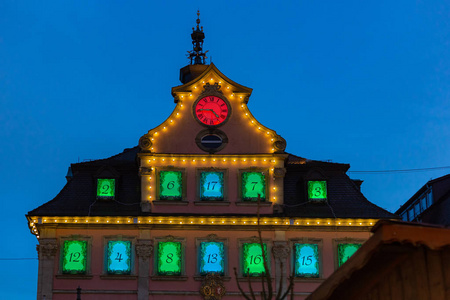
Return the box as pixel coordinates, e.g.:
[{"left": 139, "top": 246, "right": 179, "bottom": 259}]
[{"left": 188, "top": 10, "right": 208, "bottom": 65}]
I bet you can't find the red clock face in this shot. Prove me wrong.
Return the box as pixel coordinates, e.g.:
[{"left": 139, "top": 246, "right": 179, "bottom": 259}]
[{"left": 194, "top": 96, "right": 229, "bottom": 126}]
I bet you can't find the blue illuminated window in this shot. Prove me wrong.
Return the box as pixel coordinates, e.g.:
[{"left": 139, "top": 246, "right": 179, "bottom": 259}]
[
  {"left": 199, "top": 241, "right": 225, "bottom": 275},
  {"left": 200, "top": 172, "right": 224, "bottom": 201},
  {"left": 107, "top": 241, "right": 131, "bottom": 274},
  {"left": 294, "top": 243, "right": 319, "bottom": 278}
]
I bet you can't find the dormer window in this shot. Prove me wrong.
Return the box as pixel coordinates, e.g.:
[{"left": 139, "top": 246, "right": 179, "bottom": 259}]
[
  {"left": 308, "top": 181, "right": 327, "bottom": 202},
  {"left": 97, "top": 179, "right": 116, "bottom": 200}
]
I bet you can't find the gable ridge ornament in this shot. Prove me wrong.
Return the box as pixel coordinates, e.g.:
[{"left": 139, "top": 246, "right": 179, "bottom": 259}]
[{"left": 200, "top": 82, "right": 223, "bottom": 97}]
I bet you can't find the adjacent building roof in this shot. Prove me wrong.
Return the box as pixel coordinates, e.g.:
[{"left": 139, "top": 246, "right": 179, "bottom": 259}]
[
  {"left": 306, "top": 220, "right": 450, "bottom": 300},
  {"left": 28, "top": 147, "right": 397, "bottom": 219}
]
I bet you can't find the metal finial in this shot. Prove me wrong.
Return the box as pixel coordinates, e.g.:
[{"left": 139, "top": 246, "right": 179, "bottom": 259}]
[{"left": 188, "top": 10, "right": 208, "bottom": 65}]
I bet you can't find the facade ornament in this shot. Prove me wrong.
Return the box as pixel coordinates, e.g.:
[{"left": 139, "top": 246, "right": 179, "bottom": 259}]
[
  {"left": 139, "top": 134, "right": 153, "bottom": 152},
  {"left": 136, "top": 240, "right": 153, "bottom": 262},
  {"left": 37, "top": 239, "right": 58, "bottom": 259},
  {"left": 273, "top": 168, "right": 287, "bottom": 178},
  {"left": 272, "top": 242, "right": 290, "bottom": 262},
  {"left": 203, "top": 82, "right": 222, "bottom": 94},
  {"left": 206, "top": 234, "right": 218, "bottom": 241},
  {"left": 200, "top": 272, "right": 226, "bottom": 300},
  {"left": 139, "top": 167, "right": 152, "bottom": 176},
  {"left": 272, "top": 134, "right": 287, "bottom": 153}
]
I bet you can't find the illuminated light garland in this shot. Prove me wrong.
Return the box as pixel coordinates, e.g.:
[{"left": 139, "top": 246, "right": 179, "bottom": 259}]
[{"left": 28, "top": 217, "right": 378, "bottom": 237}]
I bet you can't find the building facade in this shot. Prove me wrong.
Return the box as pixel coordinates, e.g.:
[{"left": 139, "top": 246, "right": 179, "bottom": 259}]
[
  {"left": 396, "top": 174, "right": 450, "bottom": 226},
  {"left": 27, "top": 14, "right": 396, "bottom": 300}
]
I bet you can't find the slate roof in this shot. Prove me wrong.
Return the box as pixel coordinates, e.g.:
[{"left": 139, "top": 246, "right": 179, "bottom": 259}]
[{"left": 28, "top": 148, "right": 397, "bottom": 219}]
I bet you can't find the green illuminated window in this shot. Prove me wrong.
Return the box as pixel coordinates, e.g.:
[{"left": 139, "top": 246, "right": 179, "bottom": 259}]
[
  {"left": 157, "top": 241, "right": 182, "bottom": 275},
  {"left": 159, "top": 171, "right": 183, "bottom": 201},
  {"left": 107, "top": 241, "right": 131, "bottom": 275},
  {"left": 97, "top": 178, "right": 115, "bottom": 199},
  {"left": 308, "top": 181, "right": 327, "bottom": 201},
  {"left": 242, "top": 243, "right": 268, "bottom": 276},
  {"left": 294, "top": 244, "right": 319, "bottom": 278},
  {"left": 241, "top": 172, "right": 266, "bottom": 201},
  {"left": 338, "top": 243, "right": 361, "bottom": 267},
  {"left": 199, "top": 241, "right": 225, "bottom": 275},
  {"left": 62, "top": 240, "right": 87, "bottom": 274},
  {"left": 200, "top": 172, "right": 224, "bottom": 201}
]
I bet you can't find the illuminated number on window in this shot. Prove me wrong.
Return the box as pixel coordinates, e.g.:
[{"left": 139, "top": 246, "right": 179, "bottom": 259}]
[
  {"left": 199, "top": 241, "right": 225, "bottom": 275},
  {"left": 308, "top": 181, "right": 327, "bottom": 200},
  {"left": 207, "top": 181, "right": 218, "bottom": 190},
  {"left": 158, "top": 241, "right": 182, "bottom": 275},
  {"left": 115, "top": 253, "right": 123, "bottom": 262},
  {"left": 242, "top": 243, "right": 268, "bottom": 276},
  {"left": 159, "top": 171, "right": 183, "bottom": 200},
  {"left": 242, "top": 172, "right": 266, "bottom": 201},
  {"left": 301, "top": 255, "right": 313, "bottom": 266},
  {"left": 62, "top": 240, "right": 87, "bottom": 274},
  {"left": 107, "top": 241, "right": 131, "bottom": 274},
  {"left": 249, "top": 255, "right": 262, "bottom": 264},
  {"left": 200, "top": 172, "right": 224, "bottom": 201},
  {"left": 207, "top": 253, "right": 218, "bottom": 263},
  {"left": 102, "top": 184, "right": 110, "bottom": 194},
  {"left": 294, "top": 244, "right": 319, "bottom": 278},
  {"left": 97, "top": 179, "right": 115, "bottom": 198},
  {"left": 69, "top": 252, "right": 81, "bottom": 262}
]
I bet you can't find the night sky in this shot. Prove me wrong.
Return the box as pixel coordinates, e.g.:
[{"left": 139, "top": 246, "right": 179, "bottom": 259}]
[{"left": 1, "top": 1, "right": 449, "bottom": 298}]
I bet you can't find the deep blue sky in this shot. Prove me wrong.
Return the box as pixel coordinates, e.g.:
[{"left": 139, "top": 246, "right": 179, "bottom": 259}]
[{"left": 1, "top": 1, "right": 449, "bottom": 298}]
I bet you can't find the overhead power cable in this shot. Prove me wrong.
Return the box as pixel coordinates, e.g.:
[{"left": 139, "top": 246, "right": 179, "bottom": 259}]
[{"left": 348, "top": 165, "right": 450, "bottom": 174}]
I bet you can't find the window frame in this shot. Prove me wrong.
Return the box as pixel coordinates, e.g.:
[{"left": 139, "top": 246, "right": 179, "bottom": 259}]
[
  {"left": 333, "top": 238, "right": 365, "bottom": 270},
  {"left": 196, "top": 168, "right": 228, "bottom": 202},
  {"left": 155, "top": 167, "right": 187, "bottom": 202},
  {"left": 238, "top": 168, "right": 269, "bottom": 202},
  {"left": 102, "top": 235, "right": 136, "bottom": 276},
  {"left": 58, "top": 235, "right": 92, "bottom": 277},
  {"left": 306, "top": 180, "right": 328, "bottom": 202},
  {"left": 196, "top": 234, "right": 228, "bottom": 277},
  {"left": 153, "top": 236, "right": 187, "bottom": 280},
  {"left": 290, "top": 238, "right": 323, "bottom": 279},
  {"left": 238, "top": 237, "right": 271, "bottom": 278}
]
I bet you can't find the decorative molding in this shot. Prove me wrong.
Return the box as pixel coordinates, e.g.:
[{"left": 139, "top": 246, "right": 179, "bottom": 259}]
[
  {"left": 202, "top": 82, "right": 222, "bottom": 95},
  {"left": 273, "top": 167, "right": 287, "bottom": 178},
  {"left": 272, "top": 134, "right": 287, "bottom": 153},
  {"left": 272, "top": 242, "right": 290, "bottom": 262},
  {"left": 139, "top": 134, "right": 153, "bottom": 152},
  {"left": 37, "top": 239, "right": 58, "bottom": 259},
  {"left": 206, "top": 234, "right": 218, "bottom": 241},
  {"left": 135, "top": 240, "right": 153, "bottom": 262},
  {"left": 139, "top": 167, "right": 152, "bottom": 175},
  {"left": 200, "top": 273, "right": 226, "bottom": 300}
]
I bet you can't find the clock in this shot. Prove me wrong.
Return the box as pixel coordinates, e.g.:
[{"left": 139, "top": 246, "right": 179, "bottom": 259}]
[{"left": 194, "top": 95, "right": 230, "bottom": 126}]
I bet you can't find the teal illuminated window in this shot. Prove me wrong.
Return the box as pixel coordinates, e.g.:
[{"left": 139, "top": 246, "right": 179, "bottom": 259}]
[
  {"left": 308, "top": 181, "right": 327, "bottom": 201},
  {"left": 242, "top": 243, "right": 268, "bottom": 276},
  {"left": 241, "top": 172, "right": 266, "bottom": 201},
  {"left": 157, "top": 241, "right": 182, "bottom": 275},
  {"left": 107, "top": 241, "right": 131, "bottom": 275},
  {"left": 199, "top": 241, "right": 225, "bottom": 275},
  {"left": 200, "top": 172, "right": 224, "bottom": 201},
  {"left": 97, "top": 178, "right": 115, "bottom": 199},
  {"left": 62, "top": 240, "right": 87, "bottom": 274},
  {"left": 294, "top": 244, "right": 319, "bottom": 278},
  {"left": 338, "top": 243, "right": 362, "bottom": 267},
  {"left": 159, "top": 171, "right": 183, "bottom": 200}
]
